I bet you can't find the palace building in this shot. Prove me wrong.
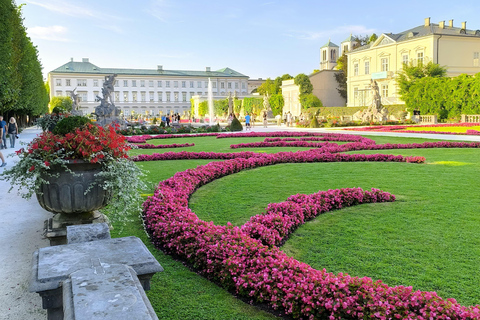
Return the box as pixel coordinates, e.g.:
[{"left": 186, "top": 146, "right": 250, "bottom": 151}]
[
  {"left": 346, "top": 18, "right": 480, "bottom": 107},
  {"left": 48, "top": 58, "right": 249, "bottom": 117}
]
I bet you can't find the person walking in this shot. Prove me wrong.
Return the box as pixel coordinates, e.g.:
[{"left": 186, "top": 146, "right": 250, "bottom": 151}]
[
  {"left": 8, "top": 117, "right": 18, "bottom": 148},
  {"left": 0, "top": 151, "right": 6, "bottom": 167},
  {"left": 245, "top": 113, "right": 251, "bottom": 130},
  {"left": 0, "top": 116, "right": 6, "bottom": 149},
  {"left": 263, "top": 111, "right": 268, "bottom": 128}
]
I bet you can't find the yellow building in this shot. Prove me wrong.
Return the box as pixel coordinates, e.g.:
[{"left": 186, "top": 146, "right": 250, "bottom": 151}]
[{"left": 346, "top": 18, "right": 480, "bottom": 107}]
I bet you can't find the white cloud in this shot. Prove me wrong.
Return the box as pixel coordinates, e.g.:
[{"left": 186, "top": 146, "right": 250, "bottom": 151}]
[
  {"left": 287, "top": 25, "right": 377, "bottom": 41},
  {"left": 25, "top": 0, "right": 97, "bottom": 18},
  {"left": 27, "top": 25, "right": 70, "bottom": 42},
  {"left": 148, "top": 0, "right": 172, "bottom": 22}
]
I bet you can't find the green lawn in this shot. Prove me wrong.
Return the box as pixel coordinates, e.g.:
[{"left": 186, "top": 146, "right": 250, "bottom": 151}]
[{"left": 111, "top": 134, "right": 480, "bottom": 319}]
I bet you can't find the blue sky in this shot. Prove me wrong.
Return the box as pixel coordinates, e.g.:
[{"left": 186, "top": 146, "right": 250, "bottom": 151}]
[{"left": 17, "top": 0, "right": 480, "bottom": 80}]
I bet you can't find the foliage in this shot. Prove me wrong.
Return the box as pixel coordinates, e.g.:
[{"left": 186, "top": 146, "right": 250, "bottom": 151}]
[
  {"left": 230, "top": 116, "right": 243, "bottom": 131},
  {"left": 243, "top": 97, "right": 263, "bottom": 115},
  {"left": 35, "top": 112, "right": 68, "bottom": 131},
  {"left": 1, "top": 123, "right": 145, "bottom": 218},
  {"left": 214, "top": 99, "right": 228, "bottom": 116},
  {"left": 300, "top": 93, "right": 322, "bottom": 110},
  {"left": 397, "top": 61, "right": 447, "bottom": 98},
  {"left": 52, "top": 115, "right": 91, "bottom": 135},
  {"left": 268, "top": 94, "right": 284, "bottom": 116},
  {"left": 309, "top": 116, "right": 320, "bottom": 128},
  {"left": 0, "top": 1, "right": 48, "bottom": 117},
  {"left": 256, "top": 78, "right": 276, "bottom": 95},
  {"left": 198, "top": 101, "right": 208, "bottom": 117},
  {"left": 294, "top": 73, "right": 313, "bottom": 96},
  {"left": 49, "top": 96, "right": 73, "bottom": 113},
  {"left": 334, "top": 54, "right": 348, "bottom": 100}
]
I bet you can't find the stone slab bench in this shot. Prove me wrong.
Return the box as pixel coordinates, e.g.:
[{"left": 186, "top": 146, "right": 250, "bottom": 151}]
[
  {"left": 30, "top": 234, "right": 163, "bottom": 320},
  {"left": 62, "top": 263, "right": 158, "bottom": 320}
]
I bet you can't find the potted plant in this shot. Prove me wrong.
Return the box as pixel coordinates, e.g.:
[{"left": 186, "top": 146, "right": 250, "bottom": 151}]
[{"left": 2, "top": 116, "right": 145, "bottom": 225}]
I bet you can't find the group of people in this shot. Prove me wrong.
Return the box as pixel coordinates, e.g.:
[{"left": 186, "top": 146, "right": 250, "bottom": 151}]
[
  {"left": 283, "top": 111, "right": 293, "bottom": 127},
  {"left": 0, "top": 116, "right": 19, "bottom": 167},
  {"left": 161, "top": 113, "right": 181, "bottom": 127}
]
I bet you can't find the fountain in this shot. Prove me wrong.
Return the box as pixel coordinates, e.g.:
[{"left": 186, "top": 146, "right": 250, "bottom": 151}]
[{"left": 208, "top": 78, "right": 214, "bottom": 125}]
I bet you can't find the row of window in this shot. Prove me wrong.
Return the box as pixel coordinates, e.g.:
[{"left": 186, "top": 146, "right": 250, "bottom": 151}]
[
  {"left": 352, "top": 53, "right": 425, "bottom": 76},
  {"left": 56, "top": 90, "right": 245, "bottom": 103},
  {"left": 55, "top": 78, "right": 246, "bottom": 90},
  {"left": 353, "top": 83, "right": 389, "bottom": 99}
]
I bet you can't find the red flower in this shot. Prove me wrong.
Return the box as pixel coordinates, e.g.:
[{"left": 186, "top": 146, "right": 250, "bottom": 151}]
[
  {"left": 29, "top": 165, "right": 35, "bottom": 172},
  {"left": 44, "top": 161, "right": 50, "bottom": 167}
]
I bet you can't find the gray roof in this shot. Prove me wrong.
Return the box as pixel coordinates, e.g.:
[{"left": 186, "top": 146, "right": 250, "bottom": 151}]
[
  {"left": 49, "top": 60, "right": 248, "bottom": 78},
  {"left": 321, "top": 39, "right": 339, "bottom": 48},
  {"left": 351, "top": 23, "right": 480, "bottom": 52}
]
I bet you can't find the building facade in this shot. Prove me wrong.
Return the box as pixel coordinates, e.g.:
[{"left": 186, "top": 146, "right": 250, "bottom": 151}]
[
  {"left": 48, "top": 58, "right": 249, "bottom": 117},
  {"left": 346, "top": 18, "right": 480, "bottom": 107}
]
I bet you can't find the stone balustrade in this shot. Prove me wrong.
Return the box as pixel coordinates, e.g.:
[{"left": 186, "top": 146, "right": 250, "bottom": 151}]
[{"left": 461, "top": 114, "right": 480, "bottom": 123}]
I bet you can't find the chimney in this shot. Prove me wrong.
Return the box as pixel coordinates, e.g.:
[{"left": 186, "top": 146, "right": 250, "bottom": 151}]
[
  {"left": 439, "top": 21, "right": 445, "bottom": 29},
  {"left": 71, "top": 57, "right": 73, "bottom": 62},
  {"left": 82, "top": 58, "right": 89, "bottom": 63},
  {"left": 461, "top": 21, "right": 466, "bottom": 29},
  {"left": 424, "top": 17, "right": 430, "bottom": 27},
  {"left": 157, "top": 65, "right": 163, "bottom": 71},
  {"left": 206, "top": 67, "right": 211, "bottom": 72},
  {"left": 449, "top": 19, "right": 454, "bottom": 28}
]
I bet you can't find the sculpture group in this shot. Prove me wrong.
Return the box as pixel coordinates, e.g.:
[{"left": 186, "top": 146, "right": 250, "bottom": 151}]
[
  {"left": 95, "top": 74, "right": 121, "bottom": 127},
  {"left": 353, "top": 79, "right": 389, "bottom": 122}
]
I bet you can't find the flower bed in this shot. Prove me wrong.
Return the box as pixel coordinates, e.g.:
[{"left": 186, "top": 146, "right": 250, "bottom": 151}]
[
  {"left": 134, "top": 143, "right": 194, "bottom": 149},
  {"left": 143, "top": 155, "right": 480, "bottom": 319},
  {"left": 344, "top": 123, "right": 480, "bottom": 135}
]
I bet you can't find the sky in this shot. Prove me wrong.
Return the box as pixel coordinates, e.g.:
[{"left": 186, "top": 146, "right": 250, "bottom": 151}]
[{"left": 16, "top": 0, "right": 480, "bottom": 80}]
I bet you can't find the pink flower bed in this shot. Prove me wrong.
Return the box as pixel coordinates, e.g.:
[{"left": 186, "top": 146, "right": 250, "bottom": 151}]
[
  {"left": 127, "top": 133, "right": 220, "bottom": 143},
  {"left": 345, "top": 123, "right": 480, "bottom": 135},
  {"left": 143, "top": 155, "right": 480, "bottom": 319},
  {"left": 135, "top": 142, "right": 194, "bottom": 149}
]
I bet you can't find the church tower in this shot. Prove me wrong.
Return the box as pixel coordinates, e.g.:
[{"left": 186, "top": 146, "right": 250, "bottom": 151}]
[
  {"left": 340, "top": 34, "right": 360, "bottom": 56},
  {"left": 320, "top": 39, "right": 339, "bottom": 70}
]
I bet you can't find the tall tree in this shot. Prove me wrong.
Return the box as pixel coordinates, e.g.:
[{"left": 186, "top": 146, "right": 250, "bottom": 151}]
[
  {"left": 397, "top": 61, "right": 447, "bottom": 99},
  {"left": 334, "top": 54, "right": 348, "bottom": 99}
]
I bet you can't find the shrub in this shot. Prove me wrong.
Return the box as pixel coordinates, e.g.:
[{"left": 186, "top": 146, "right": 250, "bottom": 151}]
[
  {"left": 52, "top": 115, "right": 92, "bottom": 135},
  {"left": 230, "top": 117, "right": 243, "bottom": 131},
  {"left": 309, "top": 116, "right": 320, "bottom": 128}
]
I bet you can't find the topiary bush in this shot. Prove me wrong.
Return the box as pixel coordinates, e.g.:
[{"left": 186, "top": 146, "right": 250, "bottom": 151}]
[
  {"left": 230, "top": 116, "right": 243, "bottom": 131},
  {"left": 53, "top": 115, "right": 92, "bottom": 135},
  {"left": 309, "top": 116, "right": 320, "bottom": 128}
]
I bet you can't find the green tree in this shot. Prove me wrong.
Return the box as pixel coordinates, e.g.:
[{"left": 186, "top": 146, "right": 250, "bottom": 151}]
[
  {"left": 50, "top": 96, "right": 73, "bottom": 112},
  {"left": 268, "top": 94, "right": 284, "bottom": 116},
  {"left": 198, "top": 101, "right": 208, "bottom": 117},
  {"left": 214, "top": 99, "right": 228, "bottom": 116},
  {"left": 397, "top": 61, "right": 447, "bottom": 99},
  {"left": 334, "top": 53, "right": 347, "bottom": 99},
  {"left": 257, "top": 78, "right": 277, "bottom": 95},
  {"left": 300, "top": 93, "right": 322, "bottom": 110},
  {"left": 294, "top": 73, "right": 313, "bottom": 96}
]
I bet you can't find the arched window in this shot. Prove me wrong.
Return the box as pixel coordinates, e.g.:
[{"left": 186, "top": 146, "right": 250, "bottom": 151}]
[{"left": 330, "top": 49, "right": 336, "bottom": 61}]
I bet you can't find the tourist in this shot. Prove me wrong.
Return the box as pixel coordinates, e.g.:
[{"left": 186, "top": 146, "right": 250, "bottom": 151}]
[
  {"left": 251, "top": 113, "right": 256, "bottom": 128},
  {"left": 166, "top": 115, "right": 170, "bottom": 127},
  {"left": 263, "top": 111, "right": 268, "bottom": 128},
  {"left": 0, "top": 151, "right": 6, "bottom": 167},
  {"left": 0, "top": 116, "right": 6, "bottom": 149},
  {"left": 227, "top": 113, "right": 233, "bottom": 126},
  {"left": 8, "top": 117, "right": 18, "bottom": 148},
  {"left": 275, "top": 114, "right": 281, "bottom": 126},
  {"left": 245, "top": 113, "right": 251, "bottom": 130},
  {"left": 286, "top": 112, "right": 292, "bottom": 127},
  {"left": 283, "top": 113, "right": 287, "bottom": 126}
]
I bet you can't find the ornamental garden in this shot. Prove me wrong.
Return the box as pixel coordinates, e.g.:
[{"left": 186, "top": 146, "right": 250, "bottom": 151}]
[{"left": 108, "top": 130, "right": 480, "bottom": 319}]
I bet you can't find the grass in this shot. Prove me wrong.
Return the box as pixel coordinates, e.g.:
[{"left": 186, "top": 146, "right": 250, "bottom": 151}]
[{"left": 110, "top": 134, "right": 480, "bottom": 319}]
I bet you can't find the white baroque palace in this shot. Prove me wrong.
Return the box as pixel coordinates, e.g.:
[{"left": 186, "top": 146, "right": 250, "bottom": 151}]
[{"left": 48, "top": 58, "right": 249, "bottom": 117}]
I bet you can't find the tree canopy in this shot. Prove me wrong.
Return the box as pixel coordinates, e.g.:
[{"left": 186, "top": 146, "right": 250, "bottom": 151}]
[{"left": 0, "top": 0, "right": 48, "bottom": 123}]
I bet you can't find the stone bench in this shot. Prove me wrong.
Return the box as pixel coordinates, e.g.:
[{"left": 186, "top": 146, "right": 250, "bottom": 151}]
[
  {"left": 30, "top": 224, "right": 163, "bottom": 320},
  {"left": 62, "top": 263, "right": 158, "bottom": 320}
]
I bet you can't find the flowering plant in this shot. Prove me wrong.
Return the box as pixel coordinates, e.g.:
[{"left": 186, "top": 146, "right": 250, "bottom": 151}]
[
  {"left": 35, "top": 112, "right": 69, "bottom": 131},
  {"left": 2, "top": 123, "right": 145, "bottom": 218}
]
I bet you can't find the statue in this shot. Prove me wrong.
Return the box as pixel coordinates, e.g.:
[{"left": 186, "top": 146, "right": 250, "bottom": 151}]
[
  {"left": 69, "top": 88, "right": 79, "bottom": 111},
  {"left": 227, "top": 92, "right": 233, "bottom": 115},
  {"left": 263, "top": 93, "right": 270, "bottom": 110},
  {"left": 352, "top": 79, "right": 388, "bottom": 123},
  {"left": 94, "top": 74, "right": 121, "bottom": 127}
]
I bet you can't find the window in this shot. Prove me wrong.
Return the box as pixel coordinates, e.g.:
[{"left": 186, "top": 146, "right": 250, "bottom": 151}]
[
  {"left": 158, "top": 92, "right": 163, "bottom": 102},
  {"left": 174, "top": 81, "right": 178, "bottom": 88},
  {"left": 123, "top": 92, "right": 129, "bottom": 102},
  {"left": 343, "top": 45, "right": 348, "bottom": 54},
  {"left": 197, "top": 92, "right": 202, "bottom": 96},
  {"left": 77, "top": 79, "right": 87, "bottom": 87},
  {"left": 94, "top": 91, "right": 99, "bottom": 98},
  {"left": 364, "top": 61, "right": 370, "bottom": 75},
  {"left": 149, "top": 80, "right": 154, "bottom": 87},
  {"left": 381, "top": 58, "right": 389, "bottom": 72},
  {"left": 417, "top": 52, "right": 424, "bottom": 65},
  {"left": 56, "top": 90, "right": 62, "bottom": 96},
  {"left": 56, "top": 79, "right": 62, "bottom": 86},
  {"left": 132, "top": 80, "right": 137, "bottom": 87},
  {"left": 93, "top": 80, "right": 98, "bottom": 87},
  {"left": 149, "top": 91, "right": 154, "bottom": 102},
  {"left": 190, "top": 92, "right": 195, "bottom": 98},
  {"left": 402, "top": 54, "right": 409, "bottom": 65},
  {"left": 221, "top": 82, "right": 225, "bottom": 89},
  {"left": 330, "top": 49, "right": 336, "bottom": 61},
  {"left": 235, "top": 82, "right": 238, "bottom": 89},
  {"left": 354, "top": 87, "right": 359, "bottom": 100},
  {"left": 141, "top": 92, "right": 146, "bottom": 102},
  {"left": 132, "top": 92, "right": 137, "bottom": 102},
  {"left": 212, "top": 82, "right": 217, "bottom": 88},
  {"left": 228, "top": 82, "right": 232, "bottom": 89},
  {"left": 166, "top": 81, "right": 170, "bottom": 88},
  {"left": 166, "top": 92, "right": 171, "bottom": 101},
  {"left": 174, "top": 92, "right": 179, "bottom": 102},
  {"left": 114, "top": 80, "right": 119, "bottom": 87},
  {"left": 182, "top": 92, "right": 187, "bottom": 102},
  {"left": 242, "top": 82, "right": 246, "bottom": 89},
  {"left": 181, "top": 81, "right": 186, "bottom": 88},
  {"left": 197, "top": 81, "right": 202, "bottom": 88},
  {"left": 66, "top": 79, "right": 71, "bottom": 86},
  {"left": 354, "top": 63, "right": 359, "bottom": 76},
  {"left": 158, "top": 80, "right": 162, "bottom": 87},
  {"left": 204, "top": 81, "right": 208, "bottom": 88},
  {"left": 114, "top": 91, "right": 119, "bottom": 102},
  {"left": 78, "top": 92, "right": 88, "bottom": 102},
  {"left": 381, "top": 84, "right": 388, "bottom": 97},
  {"left": 474, "top": 52, "right": 479, "bottom": 67},
  {"left": 322, "top": 50, "right": 327, "bottom": 61},
  {"left": 190, "top": 81, "right": 194, "bottom": 88},
  {"left": 123, "top": 80, "right": 128, "bottom": 87}
]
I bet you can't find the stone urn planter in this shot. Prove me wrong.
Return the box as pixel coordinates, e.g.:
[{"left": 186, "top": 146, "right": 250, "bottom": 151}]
[{"left": 36, "top": 161, "right": 111, "bottom": 245}]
